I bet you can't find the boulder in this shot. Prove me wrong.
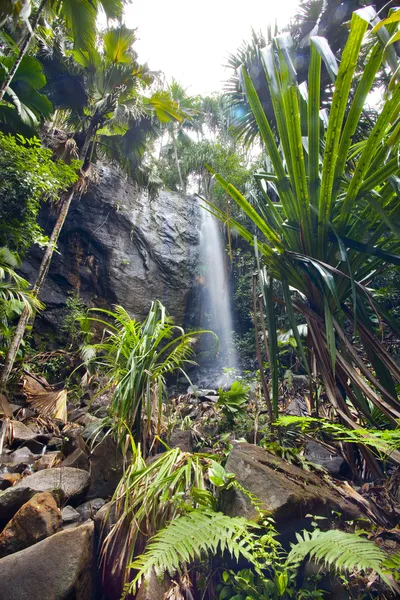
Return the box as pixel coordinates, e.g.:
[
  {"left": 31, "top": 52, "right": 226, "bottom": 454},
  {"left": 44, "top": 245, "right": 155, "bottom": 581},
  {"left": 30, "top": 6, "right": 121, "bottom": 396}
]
[
  {"left": 224, "top": 442, "right": 361, "bottom": 524},
  {"left": 168, "top": 430, "right": 193, "bottom": 452},
  {"left": 10, "top": 447, "right": 36, "bottom": 460},
  {"left": 88, "top": 390, "right": 112, "bottom": 418},
  {"left": 61, "top": 448, "right": 90, "bottom": 472},
  {"left": 304, "top": 440, "right": 345, "bottom": 477},
  {"left": 0, "top": 492, "right": 61, "bottom": 557},
  {"left": 0, "top": 472, "right": 21, "bottom": 490},
  {"left": 136, "top": 570, "right": 171, "bottom": 600},
  {"left": 86, "top": 437, "right": 123, "bottom": 500},
  {"left": 33, "top": 452, "right": 62, "bottom": 471},
  {"left": 62, "top": 505, "right": 82, "bottom": 525},
  {"left": 9, "top": 421, "right": 37, "bottom": 442},
  {"left": 93, "top": 501, "right": 115, "bottom": 538},
  {"left": 0, "top": 521, "right": 94, "bottom": 600},
  {"left": 13, "top": 467, "right": 90, "bottom": 504},
  {"left": 76, "top": 498, "right": 106, "bottom": 521},
  {"left": 0, "top": 486, "right": 38, "bottom": 525}
]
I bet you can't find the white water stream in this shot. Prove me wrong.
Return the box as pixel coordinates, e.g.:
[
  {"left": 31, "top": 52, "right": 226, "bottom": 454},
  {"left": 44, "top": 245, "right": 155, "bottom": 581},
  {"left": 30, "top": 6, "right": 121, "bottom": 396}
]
[{"left": 199, "top": 208, "right": 237, "bottom": 378}]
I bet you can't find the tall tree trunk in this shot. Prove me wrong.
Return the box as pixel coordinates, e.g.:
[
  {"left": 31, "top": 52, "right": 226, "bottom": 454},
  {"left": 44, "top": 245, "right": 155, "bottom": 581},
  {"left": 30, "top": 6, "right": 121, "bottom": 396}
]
[
  {"left": 252, "top": 274, "right": 273, "bottom": 423},
  {"left": 0, "top": 188, "right": 74, "bottom": 390},
  {"left": 171, "top": 126, "right": 184, "bottom": 192},
  {"left": 0, "top": 0, "right": 48, "bottom": 101},
  {"left": 0, "top": 137, "right": 92, "bottom": 390}
]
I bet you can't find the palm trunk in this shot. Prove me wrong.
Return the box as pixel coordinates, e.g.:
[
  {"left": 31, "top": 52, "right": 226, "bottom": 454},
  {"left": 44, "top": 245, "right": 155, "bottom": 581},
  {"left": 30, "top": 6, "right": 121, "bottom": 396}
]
[
  {"left": 171, "top": 127, "right": 184, "bottom": 192},
  {"left": 0, "top": 129, "right": 96, "bottom": 390},
  {"left": 252, "top": 274, "right": 273, "bottom": 423},
  {"left": 0, "top": 188, "right": 75, "bottom": 390},
  {"left": 0, "top": 0, "right": 47, "bottom": 101},
  {"left": 0, "top": 130, "right": 96, "bottom": 389}
]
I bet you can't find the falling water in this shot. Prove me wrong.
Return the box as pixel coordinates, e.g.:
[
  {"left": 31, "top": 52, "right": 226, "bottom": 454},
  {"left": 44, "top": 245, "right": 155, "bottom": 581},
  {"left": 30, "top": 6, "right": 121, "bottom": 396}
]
[{"left": 199, "top": 207, "right": 237, "bottom": 380}]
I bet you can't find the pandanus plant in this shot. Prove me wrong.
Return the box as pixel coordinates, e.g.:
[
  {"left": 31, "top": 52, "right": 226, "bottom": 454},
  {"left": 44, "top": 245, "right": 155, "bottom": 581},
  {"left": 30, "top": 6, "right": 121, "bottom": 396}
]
[
  {"left": 207, "top": 7, "right": 400, "bottom": 474},
  {"left": 81, "top": 301, "right": 213, "bottom": 452}
]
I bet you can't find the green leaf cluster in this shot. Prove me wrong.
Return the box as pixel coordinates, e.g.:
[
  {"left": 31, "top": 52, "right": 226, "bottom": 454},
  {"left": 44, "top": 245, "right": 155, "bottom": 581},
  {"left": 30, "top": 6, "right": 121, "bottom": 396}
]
[
  {"left": 217, "top": 380, "right": 250, "bottom": 422},
  {"left": 0, "top": 132, "right": 79, "bottom": 254},
  {"left": 81, "top": 300, "right": 214, "bottom": 449},
  {"left": 207, "top": 8, "right": 400, "bottom": 429}
]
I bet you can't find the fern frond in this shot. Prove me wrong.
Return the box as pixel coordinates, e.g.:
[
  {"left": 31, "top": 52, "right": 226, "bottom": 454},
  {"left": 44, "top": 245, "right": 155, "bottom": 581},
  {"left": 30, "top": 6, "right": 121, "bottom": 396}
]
[
  {"left": 287, "top": 529, "right": 393, "bottom": 587},
  {"left": 276, "top": 416, "right": 400, "bottom": 459},
  {"left": 127, "top": 508, "right": 257, "bottom": 594}
]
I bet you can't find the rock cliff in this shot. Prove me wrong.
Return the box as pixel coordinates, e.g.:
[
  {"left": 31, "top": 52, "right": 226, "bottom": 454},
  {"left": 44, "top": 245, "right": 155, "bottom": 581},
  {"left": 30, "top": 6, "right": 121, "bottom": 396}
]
[{"left": 21, "top": 164, "right": 200, "bottom": 332}]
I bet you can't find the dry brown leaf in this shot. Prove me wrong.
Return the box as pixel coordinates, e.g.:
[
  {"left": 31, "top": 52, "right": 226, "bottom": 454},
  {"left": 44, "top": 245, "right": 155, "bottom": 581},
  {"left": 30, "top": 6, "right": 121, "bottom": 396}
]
[
  {"left": 22, "top": 372, "right": 67, "bottom": 423},
  {"left": 0, "top": 393, "right": 12, "bottom": 418}
]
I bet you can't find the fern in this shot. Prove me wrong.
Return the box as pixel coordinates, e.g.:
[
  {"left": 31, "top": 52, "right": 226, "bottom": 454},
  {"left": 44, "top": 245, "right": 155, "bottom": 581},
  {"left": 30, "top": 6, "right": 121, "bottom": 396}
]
[
  {"left": 276, "top": 416, "right": 400, "bottom": 459},
  {"left": 287, "top": 529, "right": 395, "bottom": 588},
  {"left": 126, "top": 508, "right": 257, "bottom": 595}
]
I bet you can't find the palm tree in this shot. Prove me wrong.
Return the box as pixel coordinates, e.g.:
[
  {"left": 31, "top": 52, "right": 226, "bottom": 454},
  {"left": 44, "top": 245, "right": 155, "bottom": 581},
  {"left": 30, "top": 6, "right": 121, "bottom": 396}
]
[
  {"left": 0, "top": 0, "right": 123, "bottom": 101},
  {"left": 225, "top": 1, "right": 394, "bottom": 144},
  {"left": 163, "top": 80, "right": 199, "bottom": 192},
  {"left": 0, "top": 51, "right": 53, "bottom": 134},
  {"left": 0, "top": 26, "right": 185, "bottom": 389},
  {"left": 207, "top": 8, "right": 400, "bottom": 475}
]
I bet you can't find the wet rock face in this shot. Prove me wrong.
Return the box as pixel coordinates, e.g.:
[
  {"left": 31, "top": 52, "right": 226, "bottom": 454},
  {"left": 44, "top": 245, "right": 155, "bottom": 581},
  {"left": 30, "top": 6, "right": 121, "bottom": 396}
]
[{"left": 22, "top": 164, "right": 200, "bottom": 332}]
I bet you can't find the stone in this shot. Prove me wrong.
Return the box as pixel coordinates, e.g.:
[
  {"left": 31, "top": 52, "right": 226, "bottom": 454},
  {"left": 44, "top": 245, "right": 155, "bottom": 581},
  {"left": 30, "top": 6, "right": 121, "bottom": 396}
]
[
  {"left": 0, "top": 492, "right": 61, "bottom": 558},
  {"left": 93, "top": 501, "right": 115, "bottom": 537},
  {"left": 33, "top": 452, "right": 62, "bottom": 471},
  {"left": 22, "top": 165, "right": 200, "bottom": 337},
  {"left": 0, "top": 472, "right": 21, "bottom": 490},
  {"left": 0, "top": 521, "right": 94, "bottom": 600},
  {"left": 10, "top": 447, "right": 36, "bottom": 460},
  {"left": 305, "top": 440, "right": 345, "bottom": 477},
  {"left": 20, "top": 439, "right": 46, "bottom": 454},
  {"left": 47, "top": 437, "right": 63, "bottom": 451},
  {"left": 13, "top": 467, "right": 90, "bottom": 504},
  {"left": 1, "top": 447, "right": 38, "bottom": 474},
  {"left": 9, "top": 421, "right": 37, "bottom": 442},
  {"left": 291, "top": 374, "right": 310, "bottom": 391},
  {"left": 285, "top": 396, "right": 308, "bottom": 417},
  {"left": 88, "top": 390, "right": 112, "bottom": 418},
  {"left": 62, "top": 505, "right": 82, "bottom": 525},
  {"left": 224, "top": 442, "right": 362, "bottom": 525},
  {"left": 86, "top": 437, "right": 123, "bottom": 500},
  {"left": 136, "top": 570, "right": 171, "bottom": 600},
  {"left": 0, "top": 486, "right": 38, "bottom": 525},
  {"left": 169, "top": 430, "right": 193, "bottom": 452},
  {"left": 61, "top": 448, "right": 90, "bottom": 472},
  {"left": 75, "top": 412, "right": 101, "bottom": 427},
  {"left": 76, "top": 498, "right": 106, "bottom": 521}
]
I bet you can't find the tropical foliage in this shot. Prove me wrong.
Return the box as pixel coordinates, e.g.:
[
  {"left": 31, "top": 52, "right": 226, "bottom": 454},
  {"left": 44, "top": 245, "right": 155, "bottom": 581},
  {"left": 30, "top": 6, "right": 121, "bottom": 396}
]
[
  {"left": 0, "top": 247, "right": 41, "bottom": 343},
  {"left": 82, "top": 301, "right": 212, "bottom": 449},
  {"left": 0, "top": 132, "right": 78, "bottom": 252},
  {"left": 207, "top": 9, "right": 400, "bottom": 462}
]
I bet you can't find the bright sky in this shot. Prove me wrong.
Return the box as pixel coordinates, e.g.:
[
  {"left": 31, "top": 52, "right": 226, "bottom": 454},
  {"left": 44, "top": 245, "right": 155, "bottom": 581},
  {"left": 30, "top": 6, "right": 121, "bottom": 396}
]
[{"left": 124, "top": 0, "right": 301, "bottom": 95}]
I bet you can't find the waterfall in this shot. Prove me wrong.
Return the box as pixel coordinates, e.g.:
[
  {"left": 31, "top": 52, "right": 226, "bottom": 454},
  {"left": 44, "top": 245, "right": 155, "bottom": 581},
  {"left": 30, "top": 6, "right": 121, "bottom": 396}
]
[{"left": 199, "top": 207, "right": 237, "bottom": 379}]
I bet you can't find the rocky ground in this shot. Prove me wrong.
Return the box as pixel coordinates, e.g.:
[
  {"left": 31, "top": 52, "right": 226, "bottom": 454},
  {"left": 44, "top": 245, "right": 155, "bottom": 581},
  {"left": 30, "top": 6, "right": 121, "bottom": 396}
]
[{"left": 0, "top": 381, "right": 399, "bottom": 600}]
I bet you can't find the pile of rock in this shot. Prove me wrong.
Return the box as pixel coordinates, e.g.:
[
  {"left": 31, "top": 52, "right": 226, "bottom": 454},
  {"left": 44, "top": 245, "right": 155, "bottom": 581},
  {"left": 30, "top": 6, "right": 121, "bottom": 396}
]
[{"left": 0, "top": 393, "right": 124, "bottom": 600}]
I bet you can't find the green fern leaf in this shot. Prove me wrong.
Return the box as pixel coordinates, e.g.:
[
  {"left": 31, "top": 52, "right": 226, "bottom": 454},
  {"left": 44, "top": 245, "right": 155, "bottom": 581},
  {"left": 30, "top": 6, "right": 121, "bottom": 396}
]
[
  {"left": 127, "top": 509, "right": 256, "bottom": 593},
  {"left": 287, "top": 529, "right": 393, "bottom": 585}
]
